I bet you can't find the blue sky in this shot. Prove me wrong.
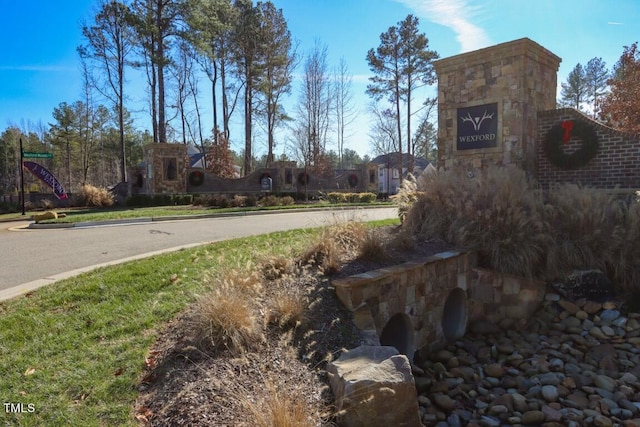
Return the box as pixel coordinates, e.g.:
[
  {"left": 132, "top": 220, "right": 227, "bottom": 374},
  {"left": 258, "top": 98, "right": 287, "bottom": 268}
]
[{"left": 0, "top": 0, "right": 638, "bottom": 157}]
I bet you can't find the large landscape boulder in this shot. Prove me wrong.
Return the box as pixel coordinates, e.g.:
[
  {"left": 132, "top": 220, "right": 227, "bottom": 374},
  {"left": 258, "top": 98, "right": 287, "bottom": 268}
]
[{"left": 326, "top": 345, "right": 421, "bottom": 427}]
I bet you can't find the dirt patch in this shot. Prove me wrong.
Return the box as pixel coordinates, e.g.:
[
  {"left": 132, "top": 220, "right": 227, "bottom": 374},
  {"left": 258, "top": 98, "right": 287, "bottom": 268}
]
[{"left": 134, "top": 225, "right": 453, "bottom": 426}]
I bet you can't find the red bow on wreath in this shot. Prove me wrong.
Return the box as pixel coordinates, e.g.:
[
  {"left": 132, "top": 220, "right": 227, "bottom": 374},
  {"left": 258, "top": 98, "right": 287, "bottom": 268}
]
[{"left": 561, "top": 120, "right": 574, "bottom": 144}]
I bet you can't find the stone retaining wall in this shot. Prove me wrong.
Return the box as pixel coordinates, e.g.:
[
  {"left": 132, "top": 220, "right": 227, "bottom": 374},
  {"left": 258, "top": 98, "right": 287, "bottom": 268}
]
[{"left": 333, "top": 252, "right": 546, "bottom": 357}]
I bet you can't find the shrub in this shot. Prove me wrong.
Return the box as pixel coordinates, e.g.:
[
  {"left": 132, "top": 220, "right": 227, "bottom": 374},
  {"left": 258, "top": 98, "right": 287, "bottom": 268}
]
[
  {"left": 280, "top": 196, "right": 295, "bottom": 206},
  {"left": 300, "top": 237, "right": 341, "bottom": 275},
  {"left": 395, "top": 174, "right": 421, "bottom": 223},
  {"left": 609, "top": 200, "right": 640, "bottom": 292},
  {"left": 327, "top": 192, "right": 346, "bottom": 204},
  {"left": 77, "top": 184, "right": 114, "bottom": 207},
  {"left": 544, "top": 184, "right": 624, "bottom": 278},
  {"left": 358, "top": 192, "right": 377, "bottom": 203},
  {"left": 230, "top": 195, "right": 246, "bottom": 208},
  {"left": 299, "top": 221, "right": 368, "bottom": 275},
  {"left": 39, "top": 199, "right": 54, "bottom": 209},
  {"left": 245, "top": 195, "right": 258, "bottom": 207},
  {"left": 403, "top": 166, "right": 640, "bottom": 291},
  {"left": 346, "top": 193, "right": 360, "bottom": 203},
  {"left": 260, "top": 195, "right": 281, "bottom": 207},
  {"left": 176, "top": 194, "right": 193, "bottom": 205},
  {"left": 0, "top": 201, "right": 19, "bottom": 214},
  {"left": 212, "top": 194, "right": 230, "bottom": 208}
]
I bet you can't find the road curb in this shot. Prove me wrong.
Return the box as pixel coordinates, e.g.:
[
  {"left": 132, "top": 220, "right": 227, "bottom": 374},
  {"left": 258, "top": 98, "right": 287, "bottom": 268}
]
[{"left": 25, "top": 205, "right": 394, "bottom": 229}]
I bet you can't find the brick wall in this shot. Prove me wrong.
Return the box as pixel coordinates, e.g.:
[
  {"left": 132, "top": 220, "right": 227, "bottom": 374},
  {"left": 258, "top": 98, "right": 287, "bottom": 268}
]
[{"left": 537, "top": 108, "right": 640, "bottom": 189}]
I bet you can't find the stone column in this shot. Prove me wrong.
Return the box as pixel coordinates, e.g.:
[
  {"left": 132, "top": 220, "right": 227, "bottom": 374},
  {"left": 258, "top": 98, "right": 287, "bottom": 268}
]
[{"left": 434, "top": 38, "right": 561, "bottom": 178}]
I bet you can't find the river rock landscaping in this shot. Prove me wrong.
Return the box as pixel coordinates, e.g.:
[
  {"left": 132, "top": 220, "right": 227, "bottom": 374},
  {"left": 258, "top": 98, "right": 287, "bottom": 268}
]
[{"left": 415, "top": 292, "right": 640, "bottom": 427}]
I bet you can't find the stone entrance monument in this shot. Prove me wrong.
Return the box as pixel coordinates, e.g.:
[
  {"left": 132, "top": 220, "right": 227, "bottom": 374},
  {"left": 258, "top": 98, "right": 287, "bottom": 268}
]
[{"left": 434, "top": 38, "right": 561, "bottom": 177}]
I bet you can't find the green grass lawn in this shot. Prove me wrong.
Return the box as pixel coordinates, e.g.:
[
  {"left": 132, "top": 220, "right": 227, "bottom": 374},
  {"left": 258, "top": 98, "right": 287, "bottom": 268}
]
[
  {"left": 1, "top": 201, "right": 394, "bottom": 224},
  {"left": 0, "top": 219, "right": 399, "bottom": 426}
]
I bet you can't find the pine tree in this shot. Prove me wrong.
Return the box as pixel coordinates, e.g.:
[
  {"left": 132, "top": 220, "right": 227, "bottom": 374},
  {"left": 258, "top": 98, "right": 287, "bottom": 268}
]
[
  {"left": 559, "top": 63, "right": 588, "bottom": 111},
  {"left": 584, "top": 57, "right": 609, "bottom": 118}
]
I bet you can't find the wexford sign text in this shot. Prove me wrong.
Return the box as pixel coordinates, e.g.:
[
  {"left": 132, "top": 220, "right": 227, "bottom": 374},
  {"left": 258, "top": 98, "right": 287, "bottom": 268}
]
[{"left": 457, "top": 103, "right": 498, "bottom": 150}]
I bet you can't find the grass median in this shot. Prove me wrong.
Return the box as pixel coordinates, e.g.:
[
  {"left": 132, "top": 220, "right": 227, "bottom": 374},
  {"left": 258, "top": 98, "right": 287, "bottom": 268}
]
[{"left": 0, "top": 218, "right": 398, "bottom": 426}]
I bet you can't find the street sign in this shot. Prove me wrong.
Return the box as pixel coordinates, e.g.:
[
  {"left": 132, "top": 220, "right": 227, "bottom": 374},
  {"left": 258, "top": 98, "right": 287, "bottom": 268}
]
[{"left": 23, "top": 152, "right": 53, "bottom": 159}]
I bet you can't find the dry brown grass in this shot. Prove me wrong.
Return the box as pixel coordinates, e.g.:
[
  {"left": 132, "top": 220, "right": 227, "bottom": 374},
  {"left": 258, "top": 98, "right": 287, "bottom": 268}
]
[
  {"left": 193, "top": 262, "right": 265, "bottom": 355},
  {"left": 237, "top": 381, "right": 318, "bottom": 427},
  {"left": 265, "top": 275, "right": 307, "bottom": 329},
  {"left": 211, "top": 261, "right": 263, "bottom": 296},
  {"left": 260, "top": 254, "right": 291, "bottom": 281},
  {"left": 77, "top": 184, "right": 114, "bottom": 207},
  {"left": 194, "top": 287, "right": 262, "bottom": 355},
  {"left": 611, "top": 201, "right": 640, "bottom": 292},
  {"left": 356, "top": 229, "right": 389, "bottom": 262},
  {"left": 544, "top": 184, "right": 625, "bottom": 278},
  {"left": 300, "top": 221, "right": 369, "bottom": 275},
  {"left": 405, "top": 166, "right": 551, "bottom": 277},
  {"left": 402, "top": 165, "right": 640, "bottom": 292}
]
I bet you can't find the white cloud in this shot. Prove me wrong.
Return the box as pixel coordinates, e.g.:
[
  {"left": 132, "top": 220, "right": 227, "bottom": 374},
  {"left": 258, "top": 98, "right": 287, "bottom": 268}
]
[{"left": 393, "top": 0, "right": 491, "bottom": 53}]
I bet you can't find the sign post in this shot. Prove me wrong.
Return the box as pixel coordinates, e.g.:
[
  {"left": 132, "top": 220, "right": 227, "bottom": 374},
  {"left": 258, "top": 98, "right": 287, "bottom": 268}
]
[
  {"left": 19, "top": 139, "right": 25, "bottom": 215},
  {"left": 20, "top": 144, "right": 56, "bottom": 214}
]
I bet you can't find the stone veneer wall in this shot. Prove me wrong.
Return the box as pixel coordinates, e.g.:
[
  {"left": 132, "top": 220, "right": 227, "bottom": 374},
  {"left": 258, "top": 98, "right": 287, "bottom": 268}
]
[
  {"left": 187, "top": 165, "right": 377, "bottom": 194},
  {"left": 537, "top": 108, "right": 640, "bottom": 190},
  {"left": 434, "top": 38, "right": 560, "bottom": 176},
  {"left": 333, "top": 251, "right": 546, "bottom": 356},
  {"left": 143, "top": 143, "right": 188, "bottom": 194},
  {"left": 467, "top": 268, "right": 545, "bottom": 325}
]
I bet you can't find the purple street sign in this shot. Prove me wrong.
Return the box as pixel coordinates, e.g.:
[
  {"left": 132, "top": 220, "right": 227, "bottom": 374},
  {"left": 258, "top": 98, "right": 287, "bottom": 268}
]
[{"left": 23, "top": 161, "right": 68, "bottom": 200}]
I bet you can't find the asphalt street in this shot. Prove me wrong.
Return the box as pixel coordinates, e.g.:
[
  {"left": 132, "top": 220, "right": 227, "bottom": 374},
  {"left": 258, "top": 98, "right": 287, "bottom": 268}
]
[{"left": 0, "top": 207, "right": 397, "bottom": 300}]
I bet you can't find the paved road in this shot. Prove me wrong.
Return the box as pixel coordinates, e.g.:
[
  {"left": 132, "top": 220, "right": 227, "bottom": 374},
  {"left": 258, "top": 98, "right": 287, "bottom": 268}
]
[{"left": 0, "top": 207, "right": 397, "bottom": 300}]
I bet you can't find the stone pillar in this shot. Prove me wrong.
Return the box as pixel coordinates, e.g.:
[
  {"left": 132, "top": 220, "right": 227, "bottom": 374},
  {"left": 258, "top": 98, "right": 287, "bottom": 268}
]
[
  {"left": 434, "top": 38, "right": 561, "bottom": 178},
  {"left": 143, "top": 143, "right": 188, "bottom": 194}
]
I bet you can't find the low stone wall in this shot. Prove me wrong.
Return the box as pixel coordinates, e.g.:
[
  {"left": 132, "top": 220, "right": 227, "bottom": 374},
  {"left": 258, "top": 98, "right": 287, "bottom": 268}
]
[
  {"left": 186, "top": 167, "right": 375, "bottom": 195},
  {"left": 467, "top": 268, "right": 546, "bottom": 325},
  {"left": 333, "top": 252, "right": 547, "bottom": 357}
]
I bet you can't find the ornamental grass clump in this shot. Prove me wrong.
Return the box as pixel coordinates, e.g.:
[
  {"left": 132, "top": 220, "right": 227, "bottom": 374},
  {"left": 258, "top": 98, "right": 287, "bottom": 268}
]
[
  {"left": 265, "top": 276, "right": 308, "bottom": 329},
  {"left": 77, "top": 184, "right": 114, "bottom": 207},
  {"left": 610, "top": 201, "right": 640, "bottom": 293},
  {"left": 404, "top": 166, "right": 551, "bottom": 277},
  {"left": 194, "top": 263, "right": 264, "bottom": 354},
  {"left": 237, "top": 381, "right": 317, "bottom": 427},
  {"left": 356, "top": 229, "right": 389, "bottom": 262},
  {"left": 544, "top": 184, "right": 625, "bottom": 279},
  {"left": 300, "top": 220, "right": 368, "bottom": 275},
  {"left": 194, "top": 287, "right": 261, "bottom": 355}
]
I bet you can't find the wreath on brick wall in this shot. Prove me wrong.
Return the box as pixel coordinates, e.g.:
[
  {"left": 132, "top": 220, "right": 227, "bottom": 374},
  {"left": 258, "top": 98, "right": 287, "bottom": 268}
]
[
  {"left": 188, "top": 170, "right": 204, "bottom": 186},
  {"left": 544, "top": 120, "right": 599, "bottom": 170}
]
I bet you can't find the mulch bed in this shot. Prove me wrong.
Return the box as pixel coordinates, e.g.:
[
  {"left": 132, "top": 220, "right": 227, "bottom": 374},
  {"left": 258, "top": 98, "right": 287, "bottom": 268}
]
[{"left": 134, "top": 226, "right": 453, "bottom": 426}]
